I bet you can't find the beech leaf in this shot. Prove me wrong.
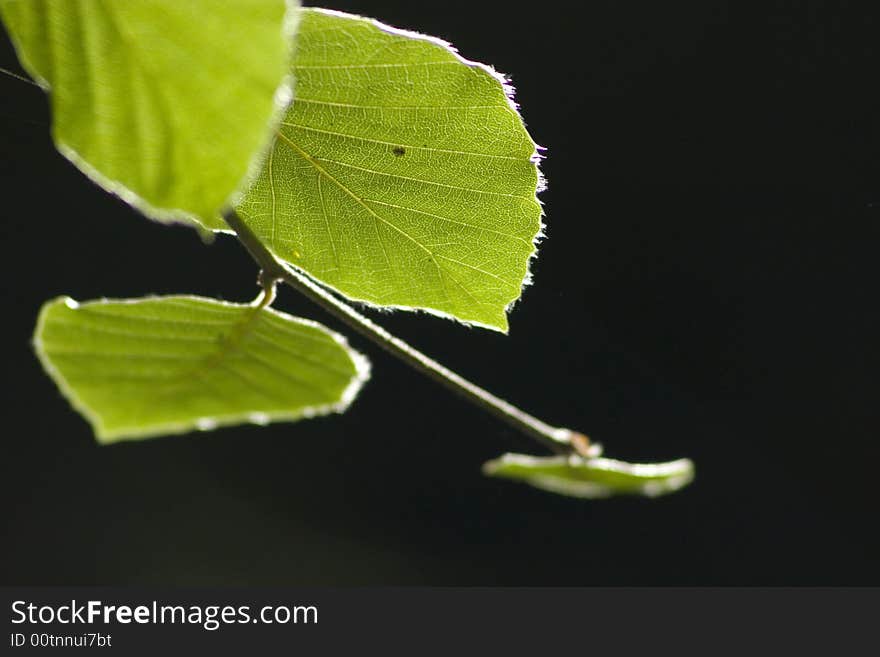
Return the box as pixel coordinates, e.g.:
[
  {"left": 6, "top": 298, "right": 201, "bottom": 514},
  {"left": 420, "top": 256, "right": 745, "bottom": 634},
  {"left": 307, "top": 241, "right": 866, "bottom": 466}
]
[
  {"left": 483, "top": 453, "right": 695, "bottom": 499},
  {"left": 236, "top": 8, "right": 543, "bottom": 331},
  {"left": 0, "top": 0, "right": 298, "bottom": 229},
  {"left": 33, "top": 295, "right": 369, "bottom": 443}
]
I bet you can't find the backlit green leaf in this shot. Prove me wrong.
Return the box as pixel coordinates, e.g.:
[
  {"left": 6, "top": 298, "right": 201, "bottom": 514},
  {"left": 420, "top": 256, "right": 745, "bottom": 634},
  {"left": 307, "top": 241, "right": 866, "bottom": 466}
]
[
  {"left": 236, "top": 8, "right": 543, "bottom": 332},
  {"left": 0, "top": 0, "right": 298, "bottom": 229},
  {"left": 34, "top": 295, "right": 369, "bottom": 443},
  {"left": 483, "top": 453, "right": 695, "bottom": 499}
]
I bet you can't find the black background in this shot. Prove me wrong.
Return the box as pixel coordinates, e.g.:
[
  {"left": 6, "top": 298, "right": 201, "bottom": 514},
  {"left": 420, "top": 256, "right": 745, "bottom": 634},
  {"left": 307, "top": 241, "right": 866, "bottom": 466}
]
[{"left": 1, "top": 1, "right": 877, "bottom": 585}]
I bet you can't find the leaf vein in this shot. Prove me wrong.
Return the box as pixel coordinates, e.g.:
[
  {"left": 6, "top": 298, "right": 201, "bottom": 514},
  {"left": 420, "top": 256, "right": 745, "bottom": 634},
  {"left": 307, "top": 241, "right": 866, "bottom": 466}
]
[{"left": 282, "top": 120, "right": 527, "bottom": 162}]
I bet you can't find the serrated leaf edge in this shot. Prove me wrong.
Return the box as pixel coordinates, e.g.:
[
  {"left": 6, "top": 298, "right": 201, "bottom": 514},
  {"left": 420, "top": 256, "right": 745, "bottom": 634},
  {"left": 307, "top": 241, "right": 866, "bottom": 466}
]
[{"left": 230, "top": 7, "right": 547, "bottom": 333}]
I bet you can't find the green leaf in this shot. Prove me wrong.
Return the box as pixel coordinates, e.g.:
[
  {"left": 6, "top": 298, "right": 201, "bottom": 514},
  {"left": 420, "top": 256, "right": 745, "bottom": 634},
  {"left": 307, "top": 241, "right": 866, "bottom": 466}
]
[
  {"left": 482, "top": 453, "right": 695, "bottom": 499},
  {"left": 0, "top": 0, "right": 298, "bottom": 230},
  {"left": 236, "top": 8, "right": 543, "bottom": 332},
  {"left": 33, "top": 295, "right": 370, "bottom": 443}
]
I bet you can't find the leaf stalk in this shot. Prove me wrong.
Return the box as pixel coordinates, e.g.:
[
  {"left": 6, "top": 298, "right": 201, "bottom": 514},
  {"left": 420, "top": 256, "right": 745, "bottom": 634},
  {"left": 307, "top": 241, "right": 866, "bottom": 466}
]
[{"left": 222, "top": 209, "right": 582, "bottom": 455}]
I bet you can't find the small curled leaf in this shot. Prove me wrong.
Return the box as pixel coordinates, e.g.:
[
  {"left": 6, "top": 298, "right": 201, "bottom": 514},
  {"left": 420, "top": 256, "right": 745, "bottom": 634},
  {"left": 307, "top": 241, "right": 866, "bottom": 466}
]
[{"left": 482, "top": 453, "right": 695, "bottom": 499}]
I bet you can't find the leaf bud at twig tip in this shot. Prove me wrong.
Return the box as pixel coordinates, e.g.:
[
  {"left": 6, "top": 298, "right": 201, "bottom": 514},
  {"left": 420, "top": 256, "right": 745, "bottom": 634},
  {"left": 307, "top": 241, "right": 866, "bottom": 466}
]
[{"left": 570, "top": 432, "right": 593, "bottom": 457}]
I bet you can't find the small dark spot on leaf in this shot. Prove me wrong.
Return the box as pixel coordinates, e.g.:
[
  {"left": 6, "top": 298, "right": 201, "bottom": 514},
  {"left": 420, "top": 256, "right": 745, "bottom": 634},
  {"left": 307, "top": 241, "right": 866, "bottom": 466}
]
[{"left": 392, "top": 146, "right": 406, "bottom": 156}]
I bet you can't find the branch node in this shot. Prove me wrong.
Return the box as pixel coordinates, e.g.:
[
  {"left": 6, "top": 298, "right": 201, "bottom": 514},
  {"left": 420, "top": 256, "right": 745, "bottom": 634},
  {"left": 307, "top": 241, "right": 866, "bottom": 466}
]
[
  {"left": 569, "top": 432, "right": 592, "bottom": 457},
  {"left": 255, "top": 274, "right": 278, "bottom": 309}
]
